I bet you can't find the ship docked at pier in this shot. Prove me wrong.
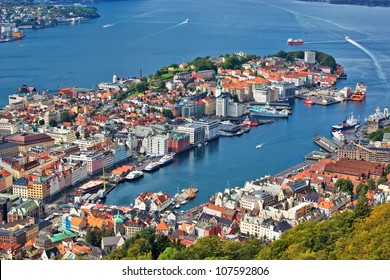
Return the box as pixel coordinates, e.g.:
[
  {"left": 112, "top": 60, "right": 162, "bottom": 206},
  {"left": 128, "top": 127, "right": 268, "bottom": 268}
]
[
  {"left": 125, "top": 170, "right": 144, "bottom": 181},
  {"left": 350, "top": 82, "right": 367, "bottom": 101},
  {"left": 249, "top": 103, "right": 289, "bottom": 118},
  {"left": 287, "top": 38, "right": 304, "bottom": 45},
  {"left": 331, "top": 113, "right": 360, "bottom": 131},
  {"left": 157, "top": 153, "right": 175, "bottom": 166}
]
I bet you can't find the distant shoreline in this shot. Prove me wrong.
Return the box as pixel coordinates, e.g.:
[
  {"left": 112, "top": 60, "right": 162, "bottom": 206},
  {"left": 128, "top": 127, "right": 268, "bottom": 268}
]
[{"left": 297, "top": 0, "right": 390, "bottom": 8}]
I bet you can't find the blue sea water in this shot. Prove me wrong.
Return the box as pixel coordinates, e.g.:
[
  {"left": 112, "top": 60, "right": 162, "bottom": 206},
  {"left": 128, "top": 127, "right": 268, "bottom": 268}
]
[{"left": 0, "top": 0, "right": 389, "bottom": 207}]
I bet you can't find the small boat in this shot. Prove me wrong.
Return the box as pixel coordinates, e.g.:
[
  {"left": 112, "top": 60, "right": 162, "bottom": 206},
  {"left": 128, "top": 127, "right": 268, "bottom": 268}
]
[
  {"left": 125, "top": 170, "right": 144, "bottom": 180},
  {"left": 304, "top": 97, "right": 314, "bottom": 105},
  {"left": 175, "top": 203, "right": 181, "bottom": 209},
  {"left": 183, "top": 19, "right": 189, "bottom": 24},
  {"left": 332, "top": 130, "right": 346, "bottom": 141},
  {"left": 157, "top": 153, "right": 175, "bottom": 166},
  {"left": 204, "top": 142, "right": 208, "bottom": 145},
  {"left": 181, "top": 200, "right": 188, "bottom": 205},
  {"left": 197, "top": 143, "right": 202, "bottom": 147},
  {"left": 144, "top": 162, "right": 160, "bottom": 172},
  {"left": 256, "top": 144, "right": 263, "bottom": 149}
]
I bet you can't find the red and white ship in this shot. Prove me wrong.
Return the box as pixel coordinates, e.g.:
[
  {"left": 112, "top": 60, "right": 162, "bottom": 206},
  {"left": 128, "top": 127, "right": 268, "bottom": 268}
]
[
  {"left": 304, "top": 97, "right": 314, "bottom": 105},
  {"left": 287, "top": 38, "right": 304, "bottom": 45}
]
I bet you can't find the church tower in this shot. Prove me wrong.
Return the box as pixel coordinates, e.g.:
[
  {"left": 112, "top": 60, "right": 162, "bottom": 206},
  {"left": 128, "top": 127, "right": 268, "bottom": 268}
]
[
  {"left": 113, "top": 210, "right": 124, "bottom": 235},
  {"left": 215, "top": 76, "right": 222, "bottom": 97}
]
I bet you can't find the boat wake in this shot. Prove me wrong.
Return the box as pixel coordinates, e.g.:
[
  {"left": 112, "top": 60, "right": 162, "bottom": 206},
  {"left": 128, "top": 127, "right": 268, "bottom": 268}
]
[
  {"left": 140, "top": 19, "right": 189, "bottom": 40},
  {"left": 102, "top": 23, "right": 118, "bottom": 28},
  {"left": 345, "top": 36, "right": 388, "bottom": 88},
  {"left": 304, "top": 40, "right": 344, "bottom": 44}
]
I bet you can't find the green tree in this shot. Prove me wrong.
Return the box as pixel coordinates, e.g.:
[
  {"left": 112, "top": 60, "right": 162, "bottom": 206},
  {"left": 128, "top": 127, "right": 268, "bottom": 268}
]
[
  {"left": 335, "top": 178, "right": 354, "bottom": 195},
  {"left": 162, "top": 109, "right": 174, "bottom": 119},
  {"left": 356, "top": 183, "right": 368, "bottom": 197},
  {"left": 84, "top": 132, "right": 90, "bottom": 139},
  {"left": 366, "top": 178, "right": 377, "bottom": 190},
  {"left": 39, "top": 119, "right": 45, "bottom": 126},
  {"left": 75, "top": 131, "right": 80, "bottom": 139},
  {"left": 49, "top": 119, "right": 57, "bottom": 127},
  {"left": 354, "top": 196, "right": 371, "bottom": 219},
  {"left": 60, "top": 111, "right": 72, "bottom": 122}
]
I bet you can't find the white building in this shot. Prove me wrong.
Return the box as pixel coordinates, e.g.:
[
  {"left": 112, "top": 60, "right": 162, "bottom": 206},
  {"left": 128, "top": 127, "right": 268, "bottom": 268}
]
[
  {"left": 177, "top": 124, "right": 205, "bottom": 145},
  {"left": 192, "top": 119, "right": 220, "bottom": 141},
  {"left": 304, "top": 51, "right": 316, "bottom": 64},
  {"left": 142, "top": 135, "right": 168, "bottom": 156},
  {"left": 253, "top": 87, "right": 270, "bottom": 103}
]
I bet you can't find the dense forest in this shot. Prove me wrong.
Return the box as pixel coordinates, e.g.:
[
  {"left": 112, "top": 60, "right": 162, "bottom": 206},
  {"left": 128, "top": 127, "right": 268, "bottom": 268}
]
[
  {"left": 299, "top": 0, "right": 390, "bottom": 7},
  {"left": 106, "top": 203, "right": 390, "bottom": 260}
]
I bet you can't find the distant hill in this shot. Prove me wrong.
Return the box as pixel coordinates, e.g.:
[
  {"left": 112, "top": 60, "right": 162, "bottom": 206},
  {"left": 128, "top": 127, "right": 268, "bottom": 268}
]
[{"left": 299, "top": 0, "right": 390, "bottom": 7}]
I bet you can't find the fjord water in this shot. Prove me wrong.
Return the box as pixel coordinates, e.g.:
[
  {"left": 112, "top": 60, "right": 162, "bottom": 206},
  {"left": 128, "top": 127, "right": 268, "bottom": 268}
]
[{"left": 0, "top": 0, "right": 389, "bottom": 207}]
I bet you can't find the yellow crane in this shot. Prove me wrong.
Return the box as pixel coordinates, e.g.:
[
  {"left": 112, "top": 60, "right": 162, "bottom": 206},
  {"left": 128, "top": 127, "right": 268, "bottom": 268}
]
[{"left": 353, "top": 142, "right": 377, "bottom": 160}]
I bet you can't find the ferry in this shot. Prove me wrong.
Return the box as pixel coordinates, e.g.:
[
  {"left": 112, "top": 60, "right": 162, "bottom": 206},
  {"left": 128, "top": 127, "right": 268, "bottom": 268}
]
[
  {"left": 125, "top": 170, "right": 144, "bottom": 181},
  {"left": 331, "top": 113, "right": 360, "bottom": 132},
  {"left": 287, "top": 38, "right": 304, "bottom": 45},
  {"left": 158, "top": 153, "right": 175, "bottom": 166},
  {"left": 332, "top": 130, "right": 346, "bottom": 141},
  {"left": 350, "top": 82, "right": 367, "bottom": 101},
  {"left": 249, "top": 104, "right": 289, "bottom": 118},
  {"left": 183, "top": 19, "right": 189, "bottom": 24},
  {"left": 144, "top": 162, "right": 160, "bottom": 172}
]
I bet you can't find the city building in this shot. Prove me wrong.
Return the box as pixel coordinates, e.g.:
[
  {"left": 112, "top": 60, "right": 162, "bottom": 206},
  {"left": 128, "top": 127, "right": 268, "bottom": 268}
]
[
  {"left": 168, "top": 132, "right": 190, "bottom": 153},
  {"left": 7, "top": 133, "right": 54, "bottom": 153},
  {"left": 192, "top": 119, "right": 220, "bottom": 141},
  {"left": 304, "top": 51, "right": 316, "bottom": 64},
  {"left": 177, "top": 124, "right": 205, "bottom": 145}
]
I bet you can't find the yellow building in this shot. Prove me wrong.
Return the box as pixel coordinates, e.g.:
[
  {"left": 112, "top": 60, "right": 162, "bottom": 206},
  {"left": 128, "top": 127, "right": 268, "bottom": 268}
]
[
  {"left": 45, "top": 129, "right": 77, "bottom": 144},
  {"left": 28, "top": 179, "right": 50, "bottom": 201}
]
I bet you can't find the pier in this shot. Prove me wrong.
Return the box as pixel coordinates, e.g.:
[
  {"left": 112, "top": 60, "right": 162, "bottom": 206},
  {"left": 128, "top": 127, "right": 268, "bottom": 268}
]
[
  {"left": 303, "top": 150, "right": 331, "bottom": 161},
  {"left": 313, "top": 136, "right": 340, "bottom": 153}
]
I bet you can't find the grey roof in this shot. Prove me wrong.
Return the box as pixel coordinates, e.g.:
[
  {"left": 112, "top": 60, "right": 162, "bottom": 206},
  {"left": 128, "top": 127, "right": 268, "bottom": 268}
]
[
  {"left": 198, "top": 213, "right": 233, "bottom": 228},
  {"left": 273, "top": 220, "right": 292, "bottom": 233},
  {"left": 102, "top": 236, "right": 122, "bottom": 247},
  {"left": 14, "top": 177, "right": 29, "bottom": 187}
]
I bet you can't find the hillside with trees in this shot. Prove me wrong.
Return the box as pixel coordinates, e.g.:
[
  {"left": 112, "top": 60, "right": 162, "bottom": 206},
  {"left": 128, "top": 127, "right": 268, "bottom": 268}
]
[{"left": 106, "top": 203, "right": 390, "bottom": 260}]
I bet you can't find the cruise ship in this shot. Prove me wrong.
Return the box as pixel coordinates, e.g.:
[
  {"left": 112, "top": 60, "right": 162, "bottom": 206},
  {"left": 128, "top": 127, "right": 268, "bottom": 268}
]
[
  {"left": 249, "top": 104, "right": 289, "bottom": 118},
  {"left": 125, "top": 170, "right": 144, "bottom": 181},
  {"left": 158, "top": 153, "right": 175, "bottom": 166},
  {"left": 144, "top": 162, "right": 160, "bottom": 172}
]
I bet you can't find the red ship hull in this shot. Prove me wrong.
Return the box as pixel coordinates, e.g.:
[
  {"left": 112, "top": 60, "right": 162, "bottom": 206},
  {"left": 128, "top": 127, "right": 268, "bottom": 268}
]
[{"left": 287, "top": 41, "right": 304, "bottom": 45}]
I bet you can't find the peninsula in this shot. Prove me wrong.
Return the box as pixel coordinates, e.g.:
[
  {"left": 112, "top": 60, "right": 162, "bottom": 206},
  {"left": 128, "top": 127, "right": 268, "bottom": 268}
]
[
  {"left": 0, "top": 2, "right": 99, "bottom": 42},
  {"left": 0, "top": 50, "right": 389, "bottom": 261}
]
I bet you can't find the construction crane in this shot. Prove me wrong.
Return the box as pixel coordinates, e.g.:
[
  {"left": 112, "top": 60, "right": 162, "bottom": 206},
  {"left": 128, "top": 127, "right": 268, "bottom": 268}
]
[{"left": 353, "top": 142, "right": 378, "bottom": 160}]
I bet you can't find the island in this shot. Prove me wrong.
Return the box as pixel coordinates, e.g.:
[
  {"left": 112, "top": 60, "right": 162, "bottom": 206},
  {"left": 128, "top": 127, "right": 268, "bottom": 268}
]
[{"left": 0, "top": 2, "right": 100, "bottom": 43}]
